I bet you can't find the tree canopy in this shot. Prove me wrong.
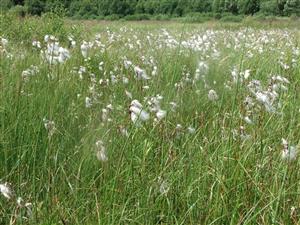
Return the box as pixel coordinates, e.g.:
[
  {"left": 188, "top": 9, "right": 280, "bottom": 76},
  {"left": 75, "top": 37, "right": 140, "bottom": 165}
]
[{"left": 1, "top": 0, "right": 300, "bottom": 18}]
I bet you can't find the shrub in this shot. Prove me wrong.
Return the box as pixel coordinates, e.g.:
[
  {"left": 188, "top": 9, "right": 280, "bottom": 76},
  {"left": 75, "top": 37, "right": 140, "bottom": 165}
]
[
  {"left": 253, "top": 13, "right": 267, "bottom": 21},
  {"left": 265, "top": 15, "right": 277, "bottom": 21},
  {"left": 104, "top": 14, "right": 122, "bottom": 21},
  {"left": 0, "top": 0, "right": 13, "bottom": 10},
  {"left": 184, "top": 12, "right": 214, "bottom": 18},
  {"left": 124, "top": 14, "right": 151, "bottom": 21},
  {"left": 290, "top": 14, "right": 299, "bottom": 21},
  {"left": 9, "top": 5, "right": 28, "bottom": 17},
  {"left": 260, "top": 0, "right": 278, "bottom": 15},
  {"left": 40, "top": 12, "right": 65, "bottom": 36},
  {"left": 284, "top": 0, "right": 300, "bottom": 16},
  {"left": 180, "top": 12, "right": 213, "bottom": 23},
  {"left": 81, "top": 14, "right": 97, "bottom": 20},
  {"left": 152, "top": 14, "right": 171, "bottom": 21},
  {"left": 71, "top": 14, "right": 83, "bottom": 20},
  {"left": 96, "top": 15, "right": 105, "bottom": 20},
  {"left": 238, "top": 0, "right": 260, "bottom": 15},
  {"left": 220, "top": 15, "right": 244, "bottom": 22},
  {"left": 25, "top": 0, "right": 45, "bottom": 16},
  {"left": 180, "top": 16, "right": 210, "bottom": 23},
  {"left": 0, "top": 12, "right": 83, "bottom": 45},
  {"left": 214, "top": 13, "right": 222, "bottom": 20}
]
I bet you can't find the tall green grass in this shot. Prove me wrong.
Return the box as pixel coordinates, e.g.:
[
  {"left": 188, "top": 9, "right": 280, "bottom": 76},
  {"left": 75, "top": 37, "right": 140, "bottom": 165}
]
[{"left": 0, "top": 14, "right": 300, "bottom": 224}]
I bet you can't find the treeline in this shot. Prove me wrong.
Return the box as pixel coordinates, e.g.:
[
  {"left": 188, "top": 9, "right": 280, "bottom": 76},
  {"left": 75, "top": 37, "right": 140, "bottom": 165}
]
[{"left": 1, "top": 0, "right": 300, "bottom": 18}]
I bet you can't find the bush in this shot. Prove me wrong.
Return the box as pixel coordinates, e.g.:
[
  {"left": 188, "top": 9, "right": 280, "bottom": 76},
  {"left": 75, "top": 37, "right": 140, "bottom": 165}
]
[
  {"left": 9, "top": 5, "right": 28, "bottom": 17},
  {"left": 238, "top": 0, "right": 260, "bottom": 15},
  {"left": 152, "top": 14, "right": 171, "bottom": 20},
  {"left": 180, "top": 16, "right": 211, "bottom": 23},
  {"left": 71, "top": 14, "right": 83, "bottom": 20},
  {"left": 180, "top": 12, "right": 213, "bottom": 23},
  {"left": 260, "top": 0, "right": 278, "bottom": 15},
  {"left": 104, "top": 14, "right": 122, "bottom": 21},
  {"left": 284, "top": 0, "right": 300, "bottom": 16},
  {"left": 124, "top": 14, "right": 151, "bottom": 21},
  {"left": 81, "top": 14, "right": 97, "bottom": 19},
  {"left": 96, "top": 15, "right": 105, "bottom": 20},
  {"left": 253, "top": 13, "right": 267, "bottom": 21},
  {"left": 265, "top": 15, "right": 277, "bottom": 21},
  {"left": 220, "top": 15, "right": 244, "bottom": 22},
  {"left": 41, "top": 12, "right": 65, "bottom": 36},
  {"left": 0, "top": 0, "right": 13, "bottom": 10},
  {"left": 185, "top": 12, "right": 214, "bottom": 18},
  {"left": 290, "top": 14, "right": 299, "bottom": 21},
  {"left": 25, "top": 0, "right": 46, "bottom": 16},
  {"left": 214, "top": 13, "right": 222, "bottom": 20},
  {"left": 0, "top": 12, "right": 83, "bottom": 45}
]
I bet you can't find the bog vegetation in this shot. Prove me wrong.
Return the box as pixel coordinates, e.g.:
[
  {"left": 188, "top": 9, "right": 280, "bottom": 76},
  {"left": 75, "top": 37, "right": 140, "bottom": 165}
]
[{"left": 0, "top": 11, "right": 300, "bottom": 225}]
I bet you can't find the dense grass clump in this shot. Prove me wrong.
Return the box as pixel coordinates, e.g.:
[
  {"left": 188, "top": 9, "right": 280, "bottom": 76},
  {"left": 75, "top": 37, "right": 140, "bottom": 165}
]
[
  {"left": 0, "top": 15, "right": 300, "bottom": 224},
  {"left": 0, "top": 12, "right": 83, "bottom": 45}
]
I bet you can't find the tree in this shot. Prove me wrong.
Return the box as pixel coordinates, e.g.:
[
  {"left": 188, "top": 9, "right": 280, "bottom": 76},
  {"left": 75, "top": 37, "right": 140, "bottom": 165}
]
[
  {"left": 45, "top": 0, "right": 65, "bottom": 14},
  {"left": 238, "top": 0, "right": 260, "bottom": 15},
  {"left": 143, "top": 0, "right": 160, "bottom": 15},
  {"left": 109, "top": 0, "right": 130, "bottom": 15},
  {"left": 224, "top": 0, "right": 239, "bottom": 14},
  {"left": 158, "top": 0, "right": 178, "bottom": 14},
  {"left": 97, "top": 0, "right": 111, "bottom": 16},
  {"left": 174, "top": 0, "right": 189, "bottom": 16},
  {"left": 3, "top": 0, "right": 299, "bottom": 18},
  {"left": 278, "top": 0, "right": 287, "bottom": 13},
  {"left": 135, "top": 0, "right": 145, "bottom": 14},
  {"left": 260, "top": 0, "right": 278, "bottom": 15},
  {"left": 190, "top": 0, "right": 212, "bottom": 13},
  {"left": 12, "top": 0, "right": 25, "bottom": 5},
  {"left": 212, "top": 0, "right": 225, "bottom": 13},
  {"left": 284, "top": 0, "right": 300, "bottom": 15},
  {"left": 25, "top": 0, "right": 45, "bottom": 15},
  {"left": 0, "top": 0, "right": 13, "bottom": 10}
]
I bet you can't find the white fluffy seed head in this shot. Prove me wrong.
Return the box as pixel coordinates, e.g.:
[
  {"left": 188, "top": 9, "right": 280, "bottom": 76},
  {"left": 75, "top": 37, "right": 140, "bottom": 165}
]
[
  {"left": 281, "top": 139, "right": 297, "bottom": 161},
  {"left": 134, "top": 66, "right": 150, "bottom": 80},
  {"left": 187, "top": 126, "right": 196, "bottom": 134},
  {"left": 129, "top": 100, "right": 150, "bottom": 124},
  {"left": 156, "top": 109, "right": 167, "bottom": 120},
  {"left": 282, "top": 146, "right": 297, "bottom": 161},
  {"left": 208, "top": 89, "right": 219, "bottom": 101},
  {"left": 0, "top": 183, "right": 12, "bottom": 199},
  {"left": 96, "top": 141, "right": 108, "bottom": 162}
]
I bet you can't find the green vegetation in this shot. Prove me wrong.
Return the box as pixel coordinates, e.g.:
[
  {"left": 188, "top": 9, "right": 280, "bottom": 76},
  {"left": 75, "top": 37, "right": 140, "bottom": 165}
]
[
  {"left": 1, "top": 14, "right": 300, "bottom": 224},
  {"left": 1, "top": 0, "right": 300, "bottom": 20}
]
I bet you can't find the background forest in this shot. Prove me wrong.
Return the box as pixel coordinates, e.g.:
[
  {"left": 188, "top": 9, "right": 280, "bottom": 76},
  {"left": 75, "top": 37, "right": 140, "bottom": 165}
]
[{"left": 1, "top": 0, "right": 300, "bottom": 20}]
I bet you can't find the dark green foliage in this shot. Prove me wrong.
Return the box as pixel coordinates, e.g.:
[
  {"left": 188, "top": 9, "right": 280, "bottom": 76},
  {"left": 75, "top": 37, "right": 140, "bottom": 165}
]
[
  {"left": 8, "top": 4, "right": 27, "bottom": 17},
  {"left": 69, "top": 0, "right": 98, "bottom": 18},
  {"left": 104, "top": 14, "right": 122, "bottom": 20},
  {"left": 181, "top": 12, "right": 215, "bottom": 23},
  {"left": 220, "top": 14, "right": 244, "bottom": 22},
  {"left": 260, "top": 0, "right": 279, "bottom": 15},
  {"left": 12, "top": 0, "right": 25, "bottom": 4},
  {"left": 3, "top": 0, "right": 300, "bottom": 19},
  {"left": 238, "top": 0, "right": 260, "bottom": 15},
  {"left": 284, "top": 0, "right": 300, "bottom": 16},
  {"left": 25, "top": 0, "right": 46, "bottom": 15},
  {"left": 212, "top": 0, "right": 224, "bottom": 13},
  {"left": 0, "top": 12, "right": 82, "bottom": 44},
  {"left": 153, "top": 13, "right": 171, "bottom": 20},
  {"left": 0, "top": 0, "right": 14, "bottom": 10},
  {"left": 124, "top": 13, "right": 150, "bottom": 20},
  {"left": 180, "top": 16, "right": 209, "bottom": 23}
]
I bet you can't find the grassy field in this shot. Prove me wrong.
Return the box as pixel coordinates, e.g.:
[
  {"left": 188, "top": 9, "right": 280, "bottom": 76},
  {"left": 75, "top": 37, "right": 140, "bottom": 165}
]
[{"left": 0, "top": 15, "right": 300, "bottom": 224}]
